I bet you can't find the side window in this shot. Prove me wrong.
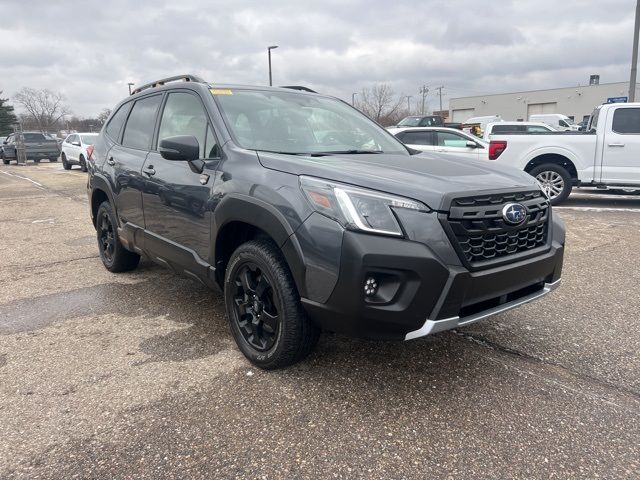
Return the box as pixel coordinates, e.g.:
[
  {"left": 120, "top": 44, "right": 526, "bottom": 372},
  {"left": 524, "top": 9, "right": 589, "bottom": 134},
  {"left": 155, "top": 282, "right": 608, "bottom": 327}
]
[
  {"left": 122, "top": 95, "right": 162, "bottom": 150},
  {"left": 401, "top": 131, "right": 434, "bottom": 145},
  {"left": 157, "top": 92, "right": 211, "bottom": 158},
  {"left": 105, "top": 103, "right": 131, "bottom": 142},
  {"left": 527, "top": 126, "right": 550, "bottom": 133},
  {"left": 437, "top": 131, "right": 468, "bottom": 147},
  {"left": 612, "top": 108, "right": 640, "bottom": 134}
]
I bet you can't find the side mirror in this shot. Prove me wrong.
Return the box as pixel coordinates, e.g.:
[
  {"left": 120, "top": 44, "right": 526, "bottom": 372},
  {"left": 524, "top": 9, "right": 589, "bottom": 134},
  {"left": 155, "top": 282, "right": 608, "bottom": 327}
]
[
  {"left": 159, "top": 135, "right": 199, "bottom": 161},
  {"left": 466, "top": 140, "right": 478, "bottom": 148}
]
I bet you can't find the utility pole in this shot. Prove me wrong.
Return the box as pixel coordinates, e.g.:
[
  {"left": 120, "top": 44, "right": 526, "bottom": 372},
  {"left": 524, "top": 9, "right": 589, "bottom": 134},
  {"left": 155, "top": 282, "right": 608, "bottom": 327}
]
[
  {"left": 419, "top": 85, "right": 429, "bottom": 115},
  {"left": 267, "top": 45, "right": 278, "bottom": 86},
  {"left": 405, "top": 95, "right": 412, "bottom": 113},
  {"left": 128, "top": 82, "right": 134, "bottom": 95},
  {"left": 630, "top": 0, "right": 640, "bottom": 102},
  {"left": 435, "top": 86, "right": 444, "bottom": 113},
  {"left": 352, "top": 92, "right": 358, "bottom": 106}
]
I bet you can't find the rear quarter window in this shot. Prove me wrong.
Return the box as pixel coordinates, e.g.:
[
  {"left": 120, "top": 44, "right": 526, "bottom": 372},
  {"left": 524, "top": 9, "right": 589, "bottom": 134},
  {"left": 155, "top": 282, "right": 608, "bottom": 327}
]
[
  {"left": 105, "top": 103, "right": 132, "bottom": 142},
  {"left": 612, "top": 108, "right": 640, "bottom": 134}
]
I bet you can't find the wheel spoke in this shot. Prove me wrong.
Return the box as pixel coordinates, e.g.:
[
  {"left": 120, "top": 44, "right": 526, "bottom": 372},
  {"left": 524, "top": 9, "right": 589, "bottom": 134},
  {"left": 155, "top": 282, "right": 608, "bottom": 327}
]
[
  {"left": 261, "top": 311, "right": 279, "bottom": 334},
  {"left": 240, "top": 268, "right": 256, "bottom": 295},
  {"left": 255, "top": 276, "right": 269, "bottom": 298}
]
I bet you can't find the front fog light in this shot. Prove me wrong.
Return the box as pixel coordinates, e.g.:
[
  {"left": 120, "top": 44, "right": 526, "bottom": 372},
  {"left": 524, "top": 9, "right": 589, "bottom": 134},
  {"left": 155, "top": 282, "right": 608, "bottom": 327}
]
[{"left": 364, "top": 277, "right": 378, "bottom": 297}]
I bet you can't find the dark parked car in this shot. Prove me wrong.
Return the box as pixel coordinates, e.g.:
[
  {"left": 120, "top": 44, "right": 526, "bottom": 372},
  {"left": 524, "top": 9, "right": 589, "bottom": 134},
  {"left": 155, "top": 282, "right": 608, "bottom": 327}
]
[
  {"left": 395, "top": 115, "right": 444, "bottom": 127},
  {"left": 1, "top": 132, "right": 60, "bottom": 164},
  {"left": 88, "top": 74, "right": 565, "bottom": 369}
]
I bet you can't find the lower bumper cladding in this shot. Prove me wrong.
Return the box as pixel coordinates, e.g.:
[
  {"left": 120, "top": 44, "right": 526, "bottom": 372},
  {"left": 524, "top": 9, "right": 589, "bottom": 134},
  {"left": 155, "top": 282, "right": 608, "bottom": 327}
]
[{"left": 404, "top": 278, "right": 561, "bottom": 341}]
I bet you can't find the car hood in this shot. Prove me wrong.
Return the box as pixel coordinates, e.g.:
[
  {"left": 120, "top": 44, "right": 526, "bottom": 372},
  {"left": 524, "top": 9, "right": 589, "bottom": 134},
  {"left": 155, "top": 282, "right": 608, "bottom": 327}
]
[{"left": 257, "top": 151, "right": 540, "bottom": 211}]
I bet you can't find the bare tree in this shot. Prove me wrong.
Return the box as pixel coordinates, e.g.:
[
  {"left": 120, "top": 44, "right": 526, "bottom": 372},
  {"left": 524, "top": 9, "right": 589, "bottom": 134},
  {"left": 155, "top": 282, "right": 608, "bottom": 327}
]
[
  {"left": 356, "top": 83, "right": 405, "bottom": 126},
  {"left": 14, "top": 88, "right": 71, "bottom": 132},
  {"left": 96, "top": 108, "right": 111, "bottom": 126}
]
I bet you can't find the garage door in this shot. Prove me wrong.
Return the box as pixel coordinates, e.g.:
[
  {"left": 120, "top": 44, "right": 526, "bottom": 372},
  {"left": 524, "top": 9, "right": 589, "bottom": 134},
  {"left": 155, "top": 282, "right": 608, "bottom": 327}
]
[
  {"left": 527, "top": 102, "right": 557, "bottom": 117},
  {"left": 452, "top": 108, "right": 475, "bottom": 122}
]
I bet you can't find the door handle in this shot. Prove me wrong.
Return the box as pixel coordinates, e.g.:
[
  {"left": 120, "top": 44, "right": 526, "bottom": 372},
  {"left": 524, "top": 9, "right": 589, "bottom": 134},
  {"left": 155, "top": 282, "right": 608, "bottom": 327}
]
[
  {"left": 143, "top": 166, "right": 156, "bottom": 176},
  {"left": 107, "top": 156, "right": 115, "bottom": 166},
  {"left": 608, "top": 143, "right": 625, "bottom": 147}
]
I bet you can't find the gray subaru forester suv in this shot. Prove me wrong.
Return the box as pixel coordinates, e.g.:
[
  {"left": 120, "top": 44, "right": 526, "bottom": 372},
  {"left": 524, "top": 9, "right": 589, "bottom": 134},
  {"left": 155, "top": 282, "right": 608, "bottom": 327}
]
[{"left": 87, "top": 74, "right": 564, "bottom": 369}]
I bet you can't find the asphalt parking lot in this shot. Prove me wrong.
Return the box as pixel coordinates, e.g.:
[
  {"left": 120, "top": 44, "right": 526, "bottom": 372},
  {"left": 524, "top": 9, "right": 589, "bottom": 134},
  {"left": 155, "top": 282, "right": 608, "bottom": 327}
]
[{"left": 0, "top": 161, "right": 639, "bottom": 479}]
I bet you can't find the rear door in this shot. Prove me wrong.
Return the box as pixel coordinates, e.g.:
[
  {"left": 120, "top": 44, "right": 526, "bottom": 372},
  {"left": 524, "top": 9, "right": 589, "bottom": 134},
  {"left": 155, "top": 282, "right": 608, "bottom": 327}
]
[
  {"left": 108, "top": 93, "right": 163, "bottom": 228},
  {"left": 395, "top": 130, "right": 436, "bottom": 153},
  {"left": 600, "top": 106, "right": 640, "bottom": 184},
  {"left": 434, "top": 130, "right": 484, "bottom": 160},
  {"left": 141, "top": 89, "right": 221, "bottom": 266}
]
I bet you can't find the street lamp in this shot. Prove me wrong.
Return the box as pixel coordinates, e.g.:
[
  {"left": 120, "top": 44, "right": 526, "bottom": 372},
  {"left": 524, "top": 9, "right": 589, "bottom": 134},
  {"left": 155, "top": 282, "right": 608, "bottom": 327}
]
[
  {"left": 267, "top": 45, "right": 278, "bottom": 86},
  {"left": 352, "top": 92, "right": 358, "bottom": 105},
  {"left": 128, "top": 82, "right": 134, "bottom": 95}
]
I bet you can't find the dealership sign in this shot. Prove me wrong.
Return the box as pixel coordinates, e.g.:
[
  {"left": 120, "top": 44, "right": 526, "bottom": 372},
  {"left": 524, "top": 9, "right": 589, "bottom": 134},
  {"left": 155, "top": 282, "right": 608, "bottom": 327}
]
[{"left": 607, "top": 96, "right": 628, "bottom": 103}]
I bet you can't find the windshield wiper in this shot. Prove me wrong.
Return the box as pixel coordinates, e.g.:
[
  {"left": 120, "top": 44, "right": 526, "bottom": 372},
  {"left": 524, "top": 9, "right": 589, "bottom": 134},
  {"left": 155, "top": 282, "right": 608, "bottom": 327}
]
[{"left": 309, "top": 150, "right": 384, "bottom": 156}]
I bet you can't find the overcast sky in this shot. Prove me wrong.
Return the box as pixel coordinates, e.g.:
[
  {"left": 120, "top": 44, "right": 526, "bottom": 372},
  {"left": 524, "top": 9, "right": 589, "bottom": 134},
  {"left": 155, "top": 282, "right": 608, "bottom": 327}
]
[{"left": 1, "top": 0, "right": 637, "bottom": 117}]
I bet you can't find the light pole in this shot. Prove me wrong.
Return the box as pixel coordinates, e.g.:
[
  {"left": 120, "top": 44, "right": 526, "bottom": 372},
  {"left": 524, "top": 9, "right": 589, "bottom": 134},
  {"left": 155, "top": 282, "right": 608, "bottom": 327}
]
[
  {"left": 267, "top": 45, "right": 278, "bottom": 86},
  {"left": 352, "top": 92, "right": 358, "bottom": 105},
  {"left": 128, "top": 82, "right": 134, "bottom": 95},
  {"left": 630, "top": 0, "right": 640, "bottom": 102}
]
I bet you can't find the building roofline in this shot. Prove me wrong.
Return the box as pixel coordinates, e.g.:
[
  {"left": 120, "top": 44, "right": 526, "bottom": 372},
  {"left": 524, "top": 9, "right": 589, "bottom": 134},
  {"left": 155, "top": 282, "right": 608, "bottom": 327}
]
[{"left": 450, "top": 81, "right": 640, "bottom": 101}]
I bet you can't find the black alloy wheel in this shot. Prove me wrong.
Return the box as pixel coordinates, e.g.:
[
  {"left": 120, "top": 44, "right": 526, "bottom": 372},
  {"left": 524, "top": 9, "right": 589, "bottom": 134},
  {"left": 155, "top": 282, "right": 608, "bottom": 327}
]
[
  {"left": 98, "top": 209, "right": 116, "bottom": 265},
  {"left": 231, "top": 262, "right": 280, "bottom": 351}
]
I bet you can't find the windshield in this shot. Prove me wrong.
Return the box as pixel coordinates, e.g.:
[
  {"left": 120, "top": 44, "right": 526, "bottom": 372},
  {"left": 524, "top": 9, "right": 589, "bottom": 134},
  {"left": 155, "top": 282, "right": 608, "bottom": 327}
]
[
  {"left": 562, "top": 116, "right": 574, "bottom": 125},
  {"left": 81, "top": 134, "right": 98, "bottom": 145},
  {"left": 213, "top": 89, "right": 408, "bottom": 155},
  {"left": 397, "top": 116, "right": 421, "bottom": 127}
]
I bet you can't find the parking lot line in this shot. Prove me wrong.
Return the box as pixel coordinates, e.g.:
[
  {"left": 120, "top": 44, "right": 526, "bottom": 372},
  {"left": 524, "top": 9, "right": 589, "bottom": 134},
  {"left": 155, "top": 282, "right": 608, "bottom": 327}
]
[
  {"left": 0, "top": 169, "right": 44, "bottom": 188},
  {"left": 554, "top": 206, "right": 640, "bottom": 212}
]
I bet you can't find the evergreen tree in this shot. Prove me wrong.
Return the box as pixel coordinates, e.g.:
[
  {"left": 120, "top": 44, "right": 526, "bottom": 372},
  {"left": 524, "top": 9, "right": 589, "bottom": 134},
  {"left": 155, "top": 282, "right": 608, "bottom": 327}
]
[{"left": 0, "top": 92, "right": 18, "bottom": 136}]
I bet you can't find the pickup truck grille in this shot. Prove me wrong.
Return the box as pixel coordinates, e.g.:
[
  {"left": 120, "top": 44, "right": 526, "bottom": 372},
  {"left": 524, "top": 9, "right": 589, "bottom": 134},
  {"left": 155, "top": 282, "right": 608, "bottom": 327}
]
[{"left": 441, "top": 190, "right": 550, "bottom": 269}]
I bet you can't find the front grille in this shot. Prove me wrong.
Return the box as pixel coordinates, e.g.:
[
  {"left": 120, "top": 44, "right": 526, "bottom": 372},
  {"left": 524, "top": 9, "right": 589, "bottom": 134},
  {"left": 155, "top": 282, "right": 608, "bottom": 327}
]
[{"left": 442, "top": 190, "right": 550, "bottom": 268}]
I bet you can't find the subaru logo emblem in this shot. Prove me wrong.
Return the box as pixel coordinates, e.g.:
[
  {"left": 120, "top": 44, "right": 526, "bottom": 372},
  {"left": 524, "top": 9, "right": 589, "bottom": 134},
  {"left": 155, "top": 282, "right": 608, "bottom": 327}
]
[{"left": 502, "top": 203, "right": 527, "bottom": 225}]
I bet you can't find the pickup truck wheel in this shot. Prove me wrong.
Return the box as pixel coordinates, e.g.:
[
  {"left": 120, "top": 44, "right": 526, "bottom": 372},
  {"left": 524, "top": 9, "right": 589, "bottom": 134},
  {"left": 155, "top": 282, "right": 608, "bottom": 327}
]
[
  {"left": 530, "top": 164, "right": 572, "bottom": 204},
  {"left": 224, "top": 239, "right": 320, "bottom": 369},
  {"left": 96, "top": 201, "right": 140, "bottom": 273},
  {"left": 61, "top": 153, "right": 71, "bottom": 170},
  {"left": 79, "top": 155, "right": 87, "bottom": 172},
  {"left": 1, "top": 154, "right": 9, "bottom": 165}
]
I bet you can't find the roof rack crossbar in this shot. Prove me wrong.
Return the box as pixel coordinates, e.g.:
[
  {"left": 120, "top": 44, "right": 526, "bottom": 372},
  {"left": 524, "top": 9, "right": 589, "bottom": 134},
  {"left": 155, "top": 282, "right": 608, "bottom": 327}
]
[
  {"left": 131, "top": 74, "right": 206, "bottom": 95},
  {"left": 280, "top": 85, "right": 317, "bottom": 93}
]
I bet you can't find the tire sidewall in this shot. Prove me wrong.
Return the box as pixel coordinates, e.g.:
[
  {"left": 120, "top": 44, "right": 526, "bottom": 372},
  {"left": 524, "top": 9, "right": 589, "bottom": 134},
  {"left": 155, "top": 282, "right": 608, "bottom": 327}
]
[{"left": 224, "top": 247, "right": 287, "bottom": 365}]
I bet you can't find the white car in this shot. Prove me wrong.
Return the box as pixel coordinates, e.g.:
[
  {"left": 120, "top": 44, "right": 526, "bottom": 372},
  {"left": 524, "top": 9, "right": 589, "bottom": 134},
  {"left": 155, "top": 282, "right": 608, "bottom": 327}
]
[
  {"left": 387, "top": 126, "right": 489, "bottom": 161},
  {"left": 528, "top": 114, "right": 580, "bottom": 131},
  {"left": 61, "top": 133, "right": 98, "bottom": 171},
  {"left": 482, "top": 122, "right": 556, "bottom": 140}
]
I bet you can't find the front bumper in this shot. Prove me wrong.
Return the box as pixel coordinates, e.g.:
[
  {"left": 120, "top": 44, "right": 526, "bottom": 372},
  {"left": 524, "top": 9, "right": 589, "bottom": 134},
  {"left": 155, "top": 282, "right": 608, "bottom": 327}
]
[{"left": 300, "top": 227, "right": 564, "bottom": 341}]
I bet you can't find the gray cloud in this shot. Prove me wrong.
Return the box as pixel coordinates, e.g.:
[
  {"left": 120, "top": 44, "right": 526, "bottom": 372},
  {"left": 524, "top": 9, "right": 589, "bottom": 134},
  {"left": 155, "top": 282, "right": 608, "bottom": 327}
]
[{"left": 0, "top": 0, "right": 636, "bottom": 116}]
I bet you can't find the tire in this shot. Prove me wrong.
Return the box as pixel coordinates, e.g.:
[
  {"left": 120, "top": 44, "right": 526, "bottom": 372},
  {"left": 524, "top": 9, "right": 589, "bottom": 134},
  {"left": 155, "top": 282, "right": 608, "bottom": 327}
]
[
  {"left": 95, "top": 201, "right": 140, "bottom": 273},
  {"left": 529, "top": 163, "right": 572, "bottom": 205},
  {"left": 224, "top": 239, "right": 320, "bottom": 369},
  {"left": 61, "top": 153, "right": 71, "bottom": 170},
  {"left": 1, "top": 154, "right": 8, "bottom": 165},
  {"left": 79, "top": 154, "right": 87, "bottom": 172}
]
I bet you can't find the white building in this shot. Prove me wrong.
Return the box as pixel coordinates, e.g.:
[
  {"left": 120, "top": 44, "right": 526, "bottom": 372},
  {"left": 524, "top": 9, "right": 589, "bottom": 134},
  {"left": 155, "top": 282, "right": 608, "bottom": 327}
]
[{"left": 449, "top": 81, "right": 640, "bottom": 124}]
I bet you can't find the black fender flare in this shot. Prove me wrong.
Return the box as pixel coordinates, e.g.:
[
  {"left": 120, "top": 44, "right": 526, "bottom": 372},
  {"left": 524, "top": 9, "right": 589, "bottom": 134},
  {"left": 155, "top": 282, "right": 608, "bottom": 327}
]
[
  {"left": 212, "top": 193, "right": 308, "bottom": 297},
  {"left": 89, "top": 173, "right": 117, "bottom": 226}
]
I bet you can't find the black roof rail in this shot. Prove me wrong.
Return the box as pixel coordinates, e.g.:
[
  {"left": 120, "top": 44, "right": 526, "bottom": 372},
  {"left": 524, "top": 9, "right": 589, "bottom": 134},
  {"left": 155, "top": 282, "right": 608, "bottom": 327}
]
[
  {"left": 280, "top": 85, "right": 317, "bottom": 93},
  {"left": 131, "top": 74, "right": 206, "bottom": 95}
]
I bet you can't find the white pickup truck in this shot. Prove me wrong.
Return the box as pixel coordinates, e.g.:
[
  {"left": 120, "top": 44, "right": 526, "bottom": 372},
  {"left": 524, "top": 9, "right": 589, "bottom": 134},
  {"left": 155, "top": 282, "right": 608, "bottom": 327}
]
[{"left": 487, "top": 102, "right": 640, "bottom": 203}]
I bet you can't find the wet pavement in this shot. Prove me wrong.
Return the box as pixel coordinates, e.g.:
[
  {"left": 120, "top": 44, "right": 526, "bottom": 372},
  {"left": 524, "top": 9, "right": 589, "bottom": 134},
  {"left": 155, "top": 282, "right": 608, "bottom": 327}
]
[{"left": 0, "top": 162, "right": 639, "bottom": 479}]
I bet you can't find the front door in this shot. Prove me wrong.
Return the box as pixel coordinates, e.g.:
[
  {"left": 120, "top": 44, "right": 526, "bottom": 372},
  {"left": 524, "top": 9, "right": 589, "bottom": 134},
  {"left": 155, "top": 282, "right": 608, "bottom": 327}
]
[
  {"left": 141, "top": 90, "right": 221, "bottom": 266},
  {"left": 434, "top": 130, "right": 483, "bottom": 161},
  {"left": 600, "top": 106, "right": 640, "bottom": 184}
]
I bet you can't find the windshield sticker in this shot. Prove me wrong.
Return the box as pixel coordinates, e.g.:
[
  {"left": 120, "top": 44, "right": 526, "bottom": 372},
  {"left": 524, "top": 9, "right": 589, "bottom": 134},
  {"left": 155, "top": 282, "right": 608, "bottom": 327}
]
[{"left": 210, "top": 88, "right": 233, "bottom": 95}]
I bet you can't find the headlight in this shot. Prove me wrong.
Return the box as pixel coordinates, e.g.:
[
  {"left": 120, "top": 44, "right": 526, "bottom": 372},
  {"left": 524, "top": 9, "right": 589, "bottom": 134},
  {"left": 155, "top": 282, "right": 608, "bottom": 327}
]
[{"left": 300, "top": 176, "right": 430, "bottom": 236}]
